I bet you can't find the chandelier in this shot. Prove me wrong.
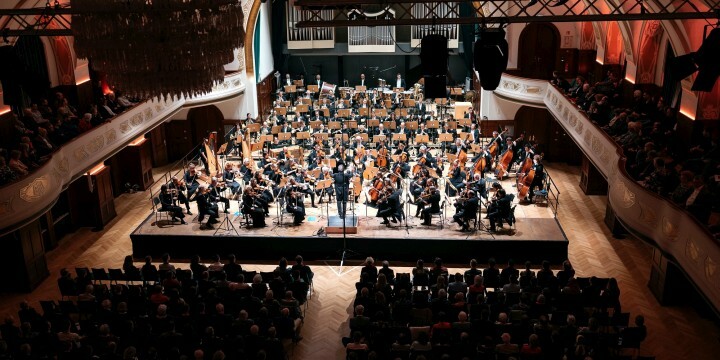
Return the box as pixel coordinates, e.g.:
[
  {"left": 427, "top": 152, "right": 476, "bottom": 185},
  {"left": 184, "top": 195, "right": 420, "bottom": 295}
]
[{"left": 71, "top": 0, "right": 245, "bottom": 99}]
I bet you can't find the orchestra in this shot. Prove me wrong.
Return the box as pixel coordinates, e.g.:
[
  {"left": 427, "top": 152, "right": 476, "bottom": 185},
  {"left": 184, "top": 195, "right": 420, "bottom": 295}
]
[{"left": 152, "top": 72, "right": 549, "bottom": 234}]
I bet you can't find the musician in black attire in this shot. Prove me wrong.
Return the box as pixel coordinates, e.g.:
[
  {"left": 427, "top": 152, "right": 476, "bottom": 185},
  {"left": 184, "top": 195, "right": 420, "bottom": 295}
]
[
  {"left": 471, "top": 147, "right": 493, "bottom": 173},
  {"left": 295, "top": 169, "right": 318, "bottom": 208},
  {"left": 488, "top": 188, "right": 513, "bottom": 232},
  {"left": 377, "top": 186, "right": 402, "bottom": 225},
  {"left": 222, "top": 163, "right": 241, "bottom": 197},
  {"left": 238, "top": 159, "right": 254, "bottom": 182},
  {"left": 447, "top": 160, "right": 466, "bottom": 197},
  {"left": 168, "top": 176, "right": 192, "bottom": 215},
  {"left": 392, "top": 154, "right": 411, "bottom": 179},
  {"left": 285, "top": 181, "right": 306, "bottom": 226},
  {"left": 196, "top": 185, "right": 219, "bottom": 229},
  {"left": 524, "top": 155, "right": 546, "bottom": 203},
  {"left": 183, "top": 164, "right": 201, "bottom": 200},
  {"left": 462, "top": 174, "right": 486, "bottom": 204},
  {"left": 410, "top": 173, "right": 428, "bottom": 204},
  {"left": 209, "top": 177, "right": 231, "bottom": 213},
  {"left": 242, "top": 186, "right": 266, "bottom": 228},
  {"left": 419, "top": 186, "right": 441, "bottom": 226},
  {"left": 159, "top": 185, "right": 187, "bottom": 224},
  {"left": 332, "top": 164, "right": 351, "bottom": 218},
  {"left": 453, "top": 190, "right": 478, "bottom": 232}
]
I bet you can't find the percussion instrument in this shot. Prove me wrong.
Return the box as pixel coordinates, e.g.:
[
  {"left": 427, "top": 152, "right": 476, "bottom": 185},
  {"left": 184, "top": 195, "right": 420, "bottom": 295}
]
[{"left": 321, "top": 82, "right": 337, "bottom": 96}]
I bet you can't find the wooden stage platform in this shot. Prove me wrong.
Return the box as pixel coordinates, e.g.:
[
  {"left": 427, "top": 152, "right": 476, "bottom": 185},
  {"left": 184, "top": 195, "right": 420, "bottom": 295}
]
[{"left": 130, "top": 196, "right": 569, "bottom": 264}]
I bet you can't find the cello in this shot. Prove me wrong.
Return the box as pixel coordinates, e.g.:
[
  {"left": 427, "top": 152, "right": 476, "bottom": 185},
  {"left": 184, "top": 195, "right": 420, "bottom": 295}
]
[{"left": 376, "top": 146, "right": 389, "bottom": 168}]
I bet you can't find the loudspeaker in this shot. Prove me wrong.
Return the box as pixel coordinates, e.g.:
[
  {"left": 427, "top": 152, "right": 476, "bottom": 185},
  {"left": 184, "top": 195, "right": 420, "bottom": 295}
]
[
  {"left": 692, "top": 27, "right": 720, "bottom": 92},
  {"left": 474, "top": 28, "right": 509, "bottom": 91},
  {"left": 420, "top": 35, "right": 448, "bottom": 76},
  {"left": 424, "top": 75, "right": 447, "bottom": 99}
]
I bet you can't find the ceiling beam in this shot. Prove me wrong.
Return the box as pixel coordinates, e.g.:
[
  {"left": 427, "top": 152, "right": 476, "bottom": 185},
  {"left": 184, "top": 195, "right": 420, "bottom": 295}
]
[{"left": 296, "top": 12, "right": 719, "bottom": 28}]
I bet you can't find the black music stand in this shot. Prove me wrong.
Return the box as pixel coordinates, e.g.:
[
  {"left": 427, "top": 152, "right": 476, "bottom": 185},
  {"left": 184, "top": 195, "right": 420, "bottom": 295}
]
[
  {"left": 403, "top": 190, "right": 416, "bottom": 235},
  {"left": 213, "top": 210, "right": 239, "bottom": 236}
]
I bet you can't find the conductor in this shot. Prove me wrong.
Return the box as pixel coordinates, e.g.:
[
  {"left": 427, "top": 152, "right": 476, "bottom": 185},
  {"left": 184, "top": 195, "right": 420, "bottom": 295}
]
[{"left": 333, "top": 164, "right": 351, "bottom": 218}]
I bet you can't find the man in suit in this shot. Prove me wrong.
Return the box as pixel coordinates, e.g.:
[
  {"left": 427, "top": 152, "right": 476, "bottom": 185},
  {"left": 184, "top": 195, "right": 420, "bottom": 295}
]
[
  {"left": 453, "top": 190, "right": 478, "bottom": 232},
  {"left": 358, "top": 73, "right": 367, "bottom": 87},
  {"left": 284, "top": 73, "right": 293, "bottom": 86},
  {"left": 168, "top": 176, "right": 192, "bottom": 215},
  {"left": 376, "top": 185, "right": 401, "bottom": 225},
  {"left": 487, "top": 188, "right": 513, "bottom": 232},
  {"left": 394, "top": 73, "right": 406, "bottom": 89},
  {"left": 685, "top": 175, "right": 712, "bottom": 224},
  {"left": 419, "top": 186, "right": 441, "bottom": 226},
  {"left": 333, "top": 164, "right": 351, "bottom": 218},
  {"left": 469, "top": 123, "right": 481, "bottom": 144},
  {"left": 159, "top": 185, "right": 187, "bottom": 224},
  {"left": 209, "top": 177, "right": 231, "bottom": 213},
  {"left": 197, "top": 185, "right": 219, "bottom": 229},
  {"left": 524, "top": 155, "right": 545, "bottom": 203}
]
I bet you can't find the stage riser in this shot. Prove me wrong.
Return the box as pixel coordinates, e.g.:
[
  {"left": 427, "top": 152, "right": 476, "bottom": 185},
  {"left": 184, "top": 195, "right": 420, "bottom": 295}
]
[{"left": 130, "top": 233, "right": 568, "bottom": 265}]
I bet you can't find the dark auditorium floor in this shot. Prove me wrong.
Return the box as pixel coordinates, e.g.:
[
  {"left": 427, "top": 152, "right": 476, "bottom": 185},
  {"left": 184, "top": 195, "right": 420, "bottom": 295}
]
[{"left": 0, "top": 163, "right": 719, "bottom": 359}]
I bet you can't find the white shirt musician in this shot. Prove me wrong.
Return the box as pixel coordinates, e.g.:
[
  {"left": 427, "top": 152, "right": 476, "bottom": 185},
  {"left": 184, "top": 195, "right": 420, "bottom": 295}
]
[
  {"left": 395, "top": 73, "right": 406, "bottom": 89},
  {"left": 359, "top": 73, "right": 366, "bottom": 87},
  {"left": 315, "top": 74, "right": 322, "bottom": 88},
  {"left": 285, "top": 74, "right": 292, "bottom": 86}
]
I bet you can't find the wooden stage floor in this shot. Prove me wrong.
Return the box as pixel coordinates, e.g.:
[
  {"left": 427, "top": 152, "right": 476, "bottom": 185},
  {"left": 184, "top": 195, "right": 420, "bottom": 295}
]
[{"left": 131, "top": 181, "right": 569, "bottom": 263}]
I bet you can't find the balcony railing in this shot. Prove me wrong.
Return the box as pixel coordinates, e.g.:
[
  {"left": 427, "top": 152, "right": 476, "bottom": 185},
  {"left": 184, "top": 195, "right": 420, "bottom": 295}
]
[
  {"left": 493, "top": 73, "right": 548, "bottom": 106},
  {"left": 0, "top": 72, "right": 245, "bottom": 235},
  {"left": 542, "top": 84, "right": 720, "bottom": 312}
]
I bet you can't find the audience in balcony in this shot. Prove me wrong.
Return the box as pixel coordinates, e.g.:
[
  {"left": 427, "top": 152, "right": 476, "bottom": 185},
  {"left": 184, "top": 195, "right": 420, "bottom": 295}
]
[
  {"left": 0, "top": 90, "right": 141, "bottom": 187},
  {"left": 560, "top": 73, "right": 719, "bottom": 234}
]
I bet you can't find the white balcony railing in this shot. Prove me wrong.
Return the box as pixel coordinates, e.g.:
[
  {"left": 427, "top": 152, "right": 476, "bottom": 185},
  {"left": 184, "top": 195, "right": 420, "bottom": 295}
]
[
  {"left": 543, "top": 84, "right": 720, "bottom": 312},
  {"left": 493, "top": 74, "right": 549, "bottom": 107},
  {"left": 0, "top": 73, "right": 245, "bottom": 234}
]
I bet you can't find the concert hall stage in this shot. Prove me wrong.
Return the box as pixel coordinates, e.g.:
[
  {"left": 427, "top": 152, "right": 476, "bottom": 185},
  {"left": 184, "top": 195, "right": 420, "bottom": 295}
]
[{"left": 130, "top": 202, "right": 569, "bottom": 264}]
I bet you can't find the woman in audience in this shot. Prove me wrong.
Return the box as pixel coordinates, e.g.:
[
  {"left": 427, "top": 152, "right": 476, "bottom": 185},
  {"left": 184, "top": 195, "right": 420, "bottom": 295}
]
[
  {"left": 122, "top": 255, "right": 140, "bottom": 279},
  {"left": 670, "top": 170, "right": 695, "bottom": 205},
  {"left": 141, "top": 256, "right": 158, "bottom": 283},
  {"left": 208, "top": 254, "right": 224, "bottom": 272},
  {"left": 346, "top": 331, "right": 369, "bottom": 352},
  {"left": 601, "top": 277, "right": 621, "bottom": 313},
  {"left": 412, "top": 259, "right": 429, "bottom": 285},
  {"left": 410, "top": 331, "right": 432, "bottom": 353},
  {"left": 8, "top": 150, "right": 29, "bottom": 176},
  {"left": 520, "top": 333, "right": 542, "bottom": 358},
  {"left": 158, "top": 253, "right": 176, "bottom": 272},
  {"left": 251, "top": 274, "right": 268, "bottom": 299},
  {"left": 0, "top": 157, "right": 18, "bottom": 185},
  {"left": 190, "top": 254, "right": 208, "bottom": 280},
  {"left": 374, "top": 273, "right": 393, "bottom": 302}
]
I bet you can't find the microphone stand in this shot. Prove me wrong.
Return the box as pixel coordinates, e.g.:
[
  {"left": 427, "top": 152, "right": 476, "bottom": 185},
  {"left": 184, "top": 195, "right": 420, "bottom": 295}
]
[{"left": 403, "top": 193, "right": 415, "bottom": 235}]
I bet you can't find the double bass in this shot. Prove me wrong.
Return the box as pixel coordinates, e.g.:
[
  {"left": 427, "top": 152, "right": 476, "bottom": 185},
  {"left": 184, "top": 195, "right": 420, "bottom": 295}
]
[
  {"left": 517, "top": 169, "right": 536, "bottom": 199},
  {"left": 488, "top": 128, "right": 507, "bottom": 158},
  {"left": 495, "top": 148, "right": 513, "bottom": 180},
  {"left": 517, "top": 153, "right": 543, "bottom": 199}
]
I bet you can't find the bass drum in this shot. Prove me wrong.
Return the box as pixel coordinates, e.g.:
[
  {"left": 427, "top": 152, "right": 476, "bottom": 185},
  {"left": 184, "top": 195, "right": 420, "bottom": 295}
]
[{"left": 321, "top": 82, "right": 337, "bottom": 96}]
